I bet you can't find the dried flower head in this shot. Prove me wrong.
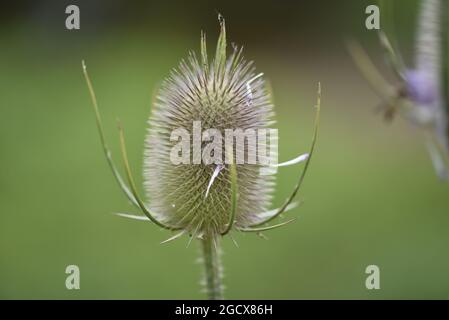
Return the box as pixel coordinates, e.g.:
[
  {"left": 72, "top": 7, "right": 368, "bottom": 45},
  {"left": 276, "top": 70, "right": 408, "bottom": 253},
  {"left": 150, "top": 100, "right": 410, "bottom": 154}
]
[
  {"left": 83, "top": 15, "right": 319, "bottom": 299},
  {"left": 144, "top": 16, "right": 278, "bottom": 237}
]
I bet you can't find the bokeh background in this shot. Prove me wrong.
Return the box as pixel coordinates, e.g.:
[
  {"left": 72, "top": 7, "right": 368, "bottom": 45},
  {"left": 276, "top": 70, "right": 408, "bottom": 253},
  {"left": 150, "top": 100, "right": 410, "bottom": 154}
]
[{"left": 1, "top": 0, "right": 449, "bottom": 299}]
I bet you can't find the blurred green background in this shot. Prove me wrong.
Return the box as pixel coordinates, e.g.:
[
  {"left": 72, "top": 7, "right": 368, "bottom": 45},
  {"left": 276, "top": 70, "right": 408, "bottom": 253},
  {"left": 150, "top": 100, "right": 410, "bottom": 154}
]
[{"left": 1, "top": 0, "right": 449, "bottom": 299}]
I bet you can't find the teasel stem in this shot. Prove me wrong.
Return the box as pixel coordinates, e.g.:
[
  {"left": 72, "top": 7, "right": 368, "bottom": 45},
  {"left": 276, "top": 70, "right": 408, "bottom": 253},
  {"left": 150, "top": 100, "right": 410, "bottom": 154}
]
[{"left": 201, "top": 235, "right": 223, "bottom": 300}]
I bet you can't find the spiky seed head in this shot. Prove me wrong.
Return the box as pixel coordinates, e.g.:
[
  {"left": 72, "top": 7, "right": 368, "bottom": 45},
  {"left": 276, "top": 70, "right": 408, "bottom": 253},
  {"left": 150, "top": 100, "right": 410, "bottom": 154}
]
[{"left": 144, "top": 16, "right": 276, "bottom": 237}]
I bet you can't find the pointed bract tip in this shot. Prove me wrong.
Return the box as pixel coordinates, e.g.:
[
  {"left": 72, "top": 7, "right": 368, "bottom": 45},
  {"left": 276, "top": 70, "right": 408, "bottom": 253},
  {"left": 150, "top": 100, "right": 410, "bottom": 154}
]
[
  {"left": 214, "top": 13, "right": 227, "bottom": 70},
  {"left": 217, "top": 13, "right": 225, "bottom": 26}
]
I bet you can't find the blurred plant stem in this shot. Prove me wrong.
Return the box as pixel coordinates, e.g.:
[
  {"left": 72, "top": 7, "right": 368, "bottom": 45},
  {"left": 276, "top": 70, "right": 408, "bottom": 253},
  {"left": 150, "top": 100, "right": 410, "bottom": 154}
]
[{"left": 201, "top": 236, "right": 223, "bottom": 300}]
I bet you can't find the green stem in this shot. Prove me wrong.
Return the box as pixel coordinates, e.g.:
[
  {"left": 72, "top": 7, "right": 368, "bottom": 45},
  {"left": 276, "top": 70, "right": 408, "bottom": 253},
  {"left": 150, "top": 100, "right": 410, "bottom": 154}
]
[{"left": 201, "top": 236, "right": 223, "bottom": 300}]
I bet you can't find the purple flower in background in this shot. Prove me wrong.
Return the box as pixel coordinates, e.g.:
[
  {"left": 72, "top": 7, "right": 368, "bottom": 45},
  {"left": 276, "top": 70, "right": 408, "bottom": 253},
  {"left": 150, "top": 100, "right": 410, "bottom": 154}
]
[
  {"left": 349, "top": 0, "right": 449, "bottom": 180},
  {"left": 405, "top": 69, "right": 437, "bottom": 106}
]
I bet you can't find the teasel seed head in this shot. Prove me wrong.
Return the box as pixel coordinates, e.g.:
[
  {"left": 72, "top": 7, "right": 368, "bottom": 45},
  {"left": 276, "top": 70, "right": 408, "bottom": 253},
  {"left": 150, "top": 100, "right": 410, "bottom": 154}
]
[
  {"left": 144, "top": 15, "right": 276, "bottom": 237},
  {"left": 84, "top": 14, "right": 319, "bottom": 242},
  {"left": 84, "top": 14, "right": 319, "bottom": 300}
]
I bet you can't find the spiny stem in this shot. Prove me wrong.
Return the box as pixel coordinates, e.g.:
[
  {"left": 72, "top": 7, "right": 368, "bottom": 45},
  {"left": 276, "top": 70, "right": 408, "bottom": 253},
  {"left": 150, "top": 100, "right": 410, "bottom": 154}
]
[{"left": 201, "top": 236, "right": 223, "bottom": 300}]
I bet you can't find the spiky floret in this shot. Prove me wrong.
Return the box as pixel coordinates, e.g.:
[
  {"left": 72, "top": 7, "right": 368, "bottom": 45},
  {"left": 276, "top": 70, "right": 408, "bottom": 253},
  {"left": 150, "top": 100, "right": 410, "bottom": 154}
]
[{"left": 143, "top": 16, "right": 276, "bottom": 237}]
